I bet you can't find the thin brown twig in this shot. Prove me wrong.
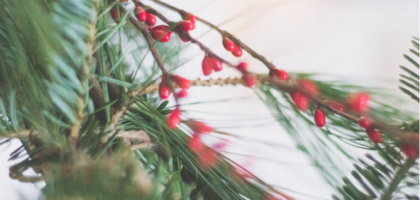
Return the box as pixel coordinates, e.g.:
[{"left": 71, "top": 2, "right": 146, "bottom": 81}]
[{"left": 140, "top": 1, "right": 419, "bottom": 148}]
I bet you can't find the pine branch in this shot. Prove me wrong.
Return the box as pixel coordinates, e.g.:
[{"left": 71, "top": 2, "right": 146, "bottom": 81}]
[
  {"left": 69, "top": 0, "right": 100, "bottom": 141},
  {"left": 380, "top": 159, "right": 416, "bottom": 200},
  {"left": 141, "top": 1, "right": 419, "bottom": 148},
  {"left": 151, "top": 0, "right": 275, "bottom": 70}
]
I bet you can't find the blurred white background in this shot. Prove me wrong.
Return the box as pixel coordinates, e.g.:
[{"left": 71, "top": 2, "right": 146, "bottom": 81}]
[{"left": 0, "top": 0, "right": 418, "bottom": 199}]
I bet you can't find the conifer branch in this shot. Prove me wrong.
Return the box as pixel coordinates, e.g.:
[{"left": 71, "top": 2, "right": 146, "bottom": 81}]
[
  {"left": 69, "top": 0, "right": 100, "bottom": 141},
  {"left": 380, "top": 158, "right": 416, "bottom": 200}
]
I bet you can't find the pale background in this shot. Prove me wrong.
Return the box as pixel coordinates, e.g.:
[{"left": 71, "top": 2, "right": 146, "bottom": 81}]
[{"left": 0, "top": 0, "right": 418, "bottom": 199}]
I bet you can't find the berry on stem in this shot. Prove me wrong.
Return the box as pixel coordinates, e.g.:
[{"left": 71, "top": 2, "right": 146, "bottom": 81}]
[
  {"left": 182, "top": 12, "right": 197, "bottom": 23},
  {"left": 291, "top": 92, "right": 309, "bottom": 111},
  {"left": 189, "top": 134, "right": 204, "bottom": 153},
  {"left": 167, "top": 109, "right": 181, "bottom": 129},
  {"left": 366, "top": 128, "right": 381, "bottom": 143},
  {"left": 329, "top": 101, "right": 345, "bottom": 112},
  {"left": 298, "top": 79, "right": 318, "bottom": 97},
  {"left": 202, "top": 56, "right": 213, "bottom": 76},
  {"left": 177, "top": 89, "right": 188, "bottom": 98},
  {"left": 179, "top": 31, "right": 190, "bottom": 42},
  {"left": 145, "top": 12, "right": 156, "bottom": 26},
  {"left": 173, "top": 75, "right": 190, "bottom": 89},
  {"left": 232, "top": 46, "right": 243, "bottom": 57},
  {"left": 178, "top": 21, "right": 195, "bottom": 31},
  {"left": 347, "top": 92, "right": 370, "bottom": 113},
  {"left": 243, "top": 74, "right": 256, "bottom": 88},
  {"left": 198, "top": 149, "right": 218, "bottom": 169},
  {"left": 358, "top": 118, "right": 371, "bottom": 129},
  {"left": 110, "top": 8, "right": 121, "bottom": 22},
  {"left": 237, "top": 62, "right": 248, "bottom": 71},
  {"left": 134, "top": 6, "right": 147, "bottom": 22},
  {"left": 188, "top": 121, "right": 213, "bottom": 134},
  {"left": 314, "top": 106, "right": 326, "bottom": 127},
  {"left": 223, "top": 38, "right": 235, "bottom": 52},
  {"left": 269, "top": 69, "right": 288, "bottom": 80},
  {"left": 159, "top": 82, "right": 171, "bottom": 99},
  {"left": 400, "top": 143, "right": 419, "bottom": 158},
  {"left": 211, "top": 56, "right": 223, "bottom": 72}
]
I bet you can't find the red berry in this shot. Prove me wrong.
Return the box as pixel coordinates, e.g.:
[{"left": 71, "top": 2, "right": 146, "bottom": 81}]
[
  {"left": 243, "top": 74, "right": 256, "bottom": 88},
  {"left": 329, "top": 101, "right": 345, "bottom": 112},
  {"left": 148, "top": 25, "right": 170, "bottom": 32},
  {"left": 159, "top": 83, "right": 171, "bottom": 99},
  {"left": 223, "top": 38, "right": 235, "bottom": 51},
  {"left": 366, "top": 128, "right": 381, "bottom": 143},
  {"left": 173, "top": 75, "right": 190, "bottom": 89},
  {"left": 178, "top": 21, "right": 195, "bottom": 31},
  {"left": 177, "top": 89, "right": 188, "bottom": 98},
  {"left": 314, "top": 107, "right": 326, "bottom": 127},
  {"left": 189, "top": 134, "right": 204, "bottom": 153},
  {"left": 237, "top": 62, "right": 248, "bottom": 71},
  {"left": 209, "top": 57, "right": 223, "bottom": 72},
  {"left": 160, "top": 33, "right": 171, "bottom": 42},
  {"left": 167, "top": 109, "right": 181, "bottom": 129},
  {"left": 269, "top": 69, "right": 288, "bottom": 80},
  {"left": 134, "top": 7, "right": 147, "bottom": 22},
  {"left": 110, "top": 8, "right": 121, "bottom": 22},
  {"left": 188, "top": 121, "right": 213, "bottom": 134},
  {"left": 202, "top": 56, "right": 213, "bottom": 76},
  {"left": 150, "top": 30, "right": 166, "bottom": 41},
  {"left": 291, "top": 92, "right": 309, "bottom": 111},
  {"left": 179, "top": 31, "right": 190, "bottom": 42},
  {"left": 182, "top": 12, "right": 197, "bottom": 23},
  {"left": 298, "top": 79, "right": 318, "bottom": 97},
  {"left": 198, "top": 149, "right": 218, "bottom": 169},
  {"left": 347, "top": 92, "right": 370, "bottom": 113},
  {"left": 232, "top": 46, "right": 242, "bottom": 57},
  {"left": 358, "top": 118, "right": 371, "bottom": 128},
  {"left": 401, "top": 143, "right": 419, "bottom": 158},
  {"left": 189, "top": 15, "right": 198, "bottom": 23},
  {"left": 145, "top": 12, "right": 156, "bottom": 26}
]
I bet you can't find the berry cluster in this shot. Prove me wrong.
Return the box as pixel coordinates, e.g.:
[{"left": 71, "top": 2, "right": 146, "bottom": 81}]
[
  {"left": 186, "top": 121, "right": 222, "bottom": 169},
  {"left": 223, "top": 37, "right": 242, "bottom": 57}
]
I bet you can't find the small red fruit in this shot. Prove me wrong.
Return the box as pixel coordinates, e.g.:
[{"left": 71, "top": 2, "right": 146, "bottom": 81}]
[
  {"left": 237, "top": 62, "right": 248, "bottom": 71},
  {"left": 400, "top": 143, "right": 419, "bottom": 158},
  {"left": 291, "top": 92, "right": 309, "bottom": 111},
  {"left": 173, "top": 75, "right": 190, "bottom": 89},
  {"left": 223, "top": 38, "right": 235, "bottom": 51},
  {"left": 298, "top": 79, "right": 318, "bottom": 97},
  {"left": 366, "top": 128, "right": 381, "bottom": 143},
  {"left": 189, "top": 134, "right": 204, "bottom": 153},
  {"left": 167, "top": 109, "right": 181, "bottom": 129},
  {"left": 188, "top": 121, "right": 213, "bottom": 134},
  {"left": 358, "top": 118, "right": 371, "bottom": 129},
  {"left": 232, "top": 46, "right": 243, "bottom": 57},
  {"left": 347, "top": 92, "right": 370, "bottom": 113},
  {"left": 110, "top": 8, "right": 121, "bottom": 22},
  {"left": 179, "top": 32, "right": 190, "bottom": 42},
  {"left": 177, "top": 89, "right": 188, "bottom": 98},
  {"left": 178, "top": 21, "right": 195, "bottom": 31},
  {"left": 159, "top": 83, "right": 171, "bottom": 99},
  {"left": 243, "top": 74, "right": 256, "bottom": 88},
  {"left": 145, "top": 12, "right": 156, "bottom": 26},
  {"left": 202, "top": 56, "right": 213, "bottom": 76},
  {"left": 134, "top": 7, "right": 147, "bottom": 22},
  {"left": 329, "top": 101, "right": 345, "bottom": 112},
  {"left": 148, "top": 25, "right": 170, "bottom": 32},
  {"left": 269, "top": 69, "right": 288, "bottom": 80},
  {"left": 314, "top": 106, "right": 326, "bottom": 127},
  {"left": 160, "top": 33, "right": 171, "bottom": 42},
  {"left": 182, "top": 12, "right": 197, "bottom": 23},
  {"left": 198, "top": 149, "right": 218, "bottom": 169},
  {"left": 211, "top": 57, "right": 223, "bottom": 72}
]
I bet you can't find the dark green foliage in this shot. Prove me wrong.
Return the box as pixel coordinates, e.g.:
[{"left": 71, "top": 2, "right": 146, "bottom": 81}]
[{"left": 399, "top": 37, "right": 419, "bottom": 102}]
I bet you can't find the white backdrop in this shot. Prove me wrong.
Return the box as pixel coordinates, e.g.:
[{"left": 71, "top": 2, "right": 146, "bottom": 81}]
[{"left": 0, "top": 0, "right": 418, "bottom": 199}]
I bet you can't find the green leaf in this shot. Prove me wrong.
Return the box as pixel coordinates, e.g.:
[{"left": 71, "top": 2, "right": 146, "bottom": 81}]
[
  {"left": 399, "top": 86, "right": 419, "bottom": 102},
  {"left": 400, "top": 65, "right": 419, "bottom": 79},
  {"left": 404, "top": 54, "right": 419, "bottom": 68}
]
